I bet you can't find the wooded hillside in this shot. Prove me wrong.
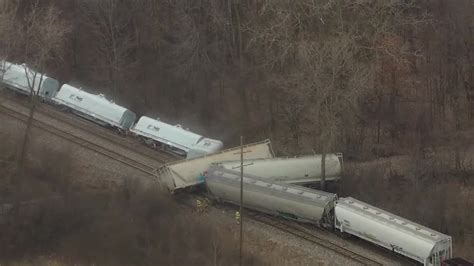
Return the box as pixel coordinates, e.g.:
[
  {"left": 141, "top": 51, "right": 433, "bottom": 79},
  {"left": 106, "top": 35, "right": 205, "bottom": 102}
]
[{"left": 1, "top": 0, "right": 472, "bottom": 156}]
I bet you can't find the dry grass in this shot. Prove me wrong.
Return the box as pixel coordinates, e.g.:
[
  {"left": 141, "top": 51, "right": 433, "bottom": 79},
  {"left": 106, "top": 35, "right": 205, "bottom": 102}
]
[{"left": 0, "top": 138, "right": 259, "bottom": 266}]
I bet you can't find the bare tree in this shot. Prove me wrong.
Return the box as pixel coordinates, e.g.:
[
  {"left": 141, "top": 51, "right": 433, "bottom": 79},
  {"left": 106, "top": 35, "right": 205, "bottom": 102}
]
[
  {"left": 11, "top": 1, "right": 70, "bottom": 215},
  {"left": 0, "top": 0, "right": 18, "bottom": 81},
  {"left": 78, "top": 0, "right": 137, "bottom": 96},
  {"left": 16, "top": 1, "right": 70, "bottom": 169}
]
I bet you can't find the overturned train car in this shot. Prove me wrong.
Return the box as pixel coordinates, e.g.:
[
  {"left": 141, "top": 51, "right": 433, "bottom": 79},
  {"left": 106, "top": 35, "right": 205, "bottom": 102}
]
[
  {"left": 158, "top": 139, "right": 274, "bottom": 192},
  {"left": 211, "top": 153, "right": 343, "bottom": 185}
]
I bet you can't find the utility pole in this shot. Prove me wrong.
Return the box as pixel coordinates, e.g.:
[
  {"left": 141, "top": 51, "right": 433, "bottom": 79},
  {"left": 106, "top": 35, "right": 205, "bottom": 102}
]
[{"left": 239, "top": 135, "right": 244, "bottom": 266}]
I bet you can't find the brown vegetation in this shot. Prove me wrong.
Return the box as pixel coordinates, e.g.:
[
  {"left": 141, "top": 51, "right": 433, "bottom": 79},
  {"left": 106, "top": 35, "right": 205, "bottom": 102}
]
[
  {"left": 1, "top": 0, "right": 473, "bottom": 262},
  {"left": 0, "top": 140, "right": 258, "bottom": 265},
  {"left": 1, "top": 1, "right": 472, "bottom": 155}
]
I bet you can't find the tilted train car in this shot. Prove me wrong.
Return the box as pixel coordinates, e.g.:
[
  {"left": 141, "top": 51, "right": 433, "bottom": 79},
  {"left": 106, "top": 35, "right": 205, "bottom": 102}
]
[
  {"left": 203, "top": 165, "right": 454, "bottom": 266},
  {"left": 205, "top": 165, "right": 337, "bottom": 226},
  {"left": 130, "top": 116, "right": 223, "bottom": 158},
  {"left": 335, "top": 197, "right": 453, "bottom": 266},
  {"left": 0, "top": 61, "right": 59, "bottom": 99},
  {"left": 157, "top": 139, "right": 274, "bottom": 192},
  {"left": 211, "top": 153, "right": 343, "bottom": 185},
  {"left": 52, "top": 84, "right": 136, "bottom": 130}
]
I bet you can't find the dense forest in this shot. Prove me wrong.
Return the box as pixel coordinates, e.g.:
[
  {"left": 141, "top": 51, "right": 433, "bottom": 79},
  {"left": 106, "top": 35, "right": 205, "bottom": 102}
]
[
  {"left": 1, "top": 0, "right": 473, "bottom": 262},
  {"left": 1, "top": 0, "right": 472, "bottom": 155}
]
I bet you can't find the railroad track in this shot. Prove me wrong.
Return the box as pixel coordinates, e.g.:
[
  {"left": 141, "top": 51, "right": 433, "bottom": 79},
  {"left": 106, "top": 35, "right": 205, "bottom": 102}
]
[
  {"left": 248, "top": 212, "right": 383, "bottom": 266},
  {"left": 38, "top": 103, "right": 179, "bottom": 163},
  {"left": 0, "top": 92, "right": 179, "bottom": 164},
  {"left": 0, "top": 104, "right": 158, "bottom": 176},
  {"left": 179, "top": 192, "right": 383, "bottom": 266}
]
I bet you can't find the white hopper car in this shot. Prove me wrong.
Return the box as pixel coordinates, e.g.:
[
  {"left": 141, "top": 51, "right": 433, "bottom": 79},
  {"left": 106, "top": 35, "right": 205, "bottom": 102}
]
[
  {"left": 52, "top": 84, "right": 136, "bottom": 130},
  {"left": 130, "top": 116, "right": 223, "bottom": 158},
  {"left": 1, "top": 63, "right": 223, "bottom": 157},
  {"left": 205, "top": 165, "right": 337, "bottom": 226},
  {"left": 204, "top": 168, "right": 453, "bottom": 266},
  {"left": 211, "top": 153, "right": 343, "bottom": 185},
  {"left": 335, "top": 197, "right": 453, "bottom": 266},
  {"left": 0, "top": 61, "right": 59, "bottom": 99},
  {"left": 157, "top": 139, "right": 274, "bottom": 192}
]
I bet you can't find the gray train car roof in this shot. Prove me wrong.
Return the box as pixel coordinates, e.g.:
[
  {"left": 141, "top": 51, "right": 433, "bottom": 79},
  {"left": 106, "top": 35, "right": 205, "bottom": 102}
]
[
  {"left": 211, "top": 154, "right": 342, "bottom": 184},
  {"left": 53, "top": 84, "right": 136, "bottom": 128},
  {"left": 0, "top": 61, "right": 59, "bottom": 96},
  {"left": 156, "top": 139, "right": 274, "bottom": 191},
  {"left": 206, "top": 165, "right": 337, "bottom": 208},
  {"left": 336, "top": 197, "right": 451, "bottom": 244},
  {"left": 131, "top": 116, "right": 207, "bottom": 152}
]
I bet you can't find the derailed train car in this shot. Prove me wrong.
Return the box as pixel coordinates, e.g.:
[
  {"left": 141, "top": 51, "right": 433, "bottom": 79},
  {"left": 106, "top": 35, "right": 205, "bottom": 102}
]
[
  {"left": 204, "top": 168, "right": 454, "bottom": 266},
  {"left": 211, "top": 153, "right": 343, "bottom": 185},
  {"left": 335, "top": 197, "right": 453, "bottom": 266},
  {"left": 130, "top": 116, "right": 223, "bottom": 158},
  {"left": 52, "top": 84, "right": 136, "bottom": 131},
  {"left": 0, "top": 61, "right": 59, "bottom": 99},
  {"left": 157, "top": 139, "right": 274, "bottom": 192},
  {"left": 205, "top": 165, "right": 337, "bottom": 226}
]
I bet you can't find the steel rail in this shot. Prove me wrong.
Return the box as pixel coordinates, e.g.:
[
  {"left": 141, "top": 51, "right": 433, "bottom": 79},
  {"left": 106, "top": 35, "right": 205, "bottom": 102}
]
[
  {"left": 38, "top": 103, "right": 179, "bottom": 162},
  {"left": 0, "top": 104, "right": 158, "bottom": 176},
  {"left": 178, "top": 192, "right": 384, "bottom": 266},
  {"left": 0, "top": 93, "right": 177, "bottom": 163},
  {"left": 248, "top": 211, "right": 383, "bottom": 265}
]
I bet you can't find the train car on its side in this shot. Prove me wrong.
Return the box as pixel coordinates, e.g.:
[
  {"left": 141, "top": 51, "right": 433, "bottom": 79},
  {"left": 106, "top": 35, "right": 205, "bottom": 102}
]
[
  {"left": 130, "top": 116, "right": 223, "bottom": 158},
  {"left": 0, "top": 61, "right": 59, "bottom": 99},
  {"left": 335, "top": 197, "right": 453, "bottom": 266},
  {"left": 205, "top": 164, "right": 337, "bottom": 226},
  {"left": 211, "top": 153, "right": 343, "bottom": 185},
  {"left": 52, "top": 84, "right": 136, "bottom": 131},
  {"left": 157, "top": 139, "right": 274, "bottom": 192}
]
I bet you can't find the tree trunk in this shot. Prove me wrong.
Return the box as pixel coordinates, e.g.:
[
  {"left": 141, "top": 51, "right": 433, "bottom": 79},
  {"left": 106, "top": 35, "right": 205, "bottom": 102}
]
[
  {"left": 13, "top": 95, "right": 38, "bottom": 218},
  {"left": 320, "top": 152, "right": 326, "bottom": 191},
  {"left": 17, "top": 95, "right": 38, "bottom": 171}
]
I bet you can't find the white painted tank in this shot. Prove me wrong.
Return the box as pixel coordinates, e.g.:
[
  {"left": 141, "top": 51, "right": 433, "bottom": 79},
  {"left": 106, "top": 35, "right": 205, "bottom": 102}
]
[
  {"left": 335, "top": 197, "right": 452, "bottom": 266},
  {"left": 0, "top": 61, "right": 59, "bottom": 99},
  {"left": 211, "top": 154, "right": 342, "bottom": 185},
  {"left": 130, "top": 116, "right": 223, "bottom": 158},
  {"left": 52, "top": 84, "right": 136, "bottom": 130}
]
